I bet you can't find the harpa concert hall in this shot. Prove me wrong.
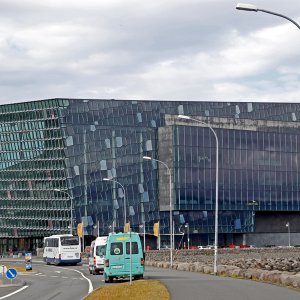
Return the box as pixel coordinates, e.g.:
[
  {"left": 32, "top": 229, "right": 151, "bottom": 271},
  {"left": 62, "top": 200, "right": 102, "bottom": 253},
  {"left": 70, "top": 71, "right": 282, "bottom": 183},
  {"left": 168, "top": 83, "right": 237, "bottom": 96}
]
[{"left": 0, "top": 99, "right": 300, "bottom": 253}]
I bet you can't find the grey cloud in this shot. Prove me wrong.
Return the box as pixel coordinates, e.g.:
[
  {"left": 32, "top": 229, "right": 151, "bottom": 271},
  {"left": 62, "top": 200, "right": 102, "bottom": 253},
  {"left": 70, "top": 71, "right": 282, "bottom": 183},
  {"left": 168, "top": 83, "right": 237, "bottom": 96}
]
[{"left": 0, "top": 0, "right": 300, "bottom": 103}]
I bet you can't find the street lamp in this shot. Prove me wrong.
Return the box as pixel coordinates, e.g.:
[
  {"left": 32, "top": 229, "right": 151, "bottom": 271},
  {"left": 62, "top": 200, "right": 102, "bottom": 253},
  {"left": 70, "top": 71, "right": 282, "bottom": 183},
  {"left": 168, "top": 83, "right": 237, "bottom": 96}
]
[
  {"left": 103, "top": 178, "right": 126, "bottom": 229},
  {"left": 286, "top": 222, "right": 291, "bottom": 247},
  {"left": 248, "top": 200, "right": 258, "bottom": 232},
  {"left": 185, "top": 223, "right": 190, "bottom": 250},
  {"left": 54, "top": 189, "right": 73, "bottom": 235},
  {"left": 143, "top": 156, "right": 173, "bottom": 267},
  {"left": 178, "top": 114, "right": 219, "bottom": 275},
  {"left": 236, "top": 3, "right": 300, "bottom": 30}
]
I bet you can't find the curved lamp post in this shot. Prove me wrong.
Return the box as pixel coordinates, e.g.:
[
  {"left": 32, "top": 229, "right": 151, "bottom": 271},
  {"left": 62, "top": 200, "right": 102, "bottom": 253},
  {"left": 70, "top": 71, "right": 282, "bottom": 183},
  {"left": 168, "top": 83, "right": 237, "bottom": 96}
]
[
  {"left": 178, "top": 114, "right": 219, "bottom": 275},
  {"left": 103, "top": 178, "right": 126, "bottom": 229},
  {"left": 143, "top": 156, "right": 173, "bottom": 267},
  {"left": 54, "top": 189, "right": 73, "bottom": 235},
  {"left": 236, "top": 3, "right": 300, "bottom": 30},
  {"left": 286, "top": 222, "right": 291, "bottom": 247}
]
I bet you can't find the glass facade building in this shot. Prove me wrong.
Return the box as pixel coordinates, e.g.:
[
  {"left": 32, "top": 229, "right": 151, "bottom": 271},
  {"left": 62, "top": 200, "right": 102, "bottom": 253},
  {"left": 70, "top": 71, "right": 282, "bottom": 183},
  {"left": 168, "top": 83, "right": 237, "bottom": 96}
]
[{"left": 0, "top": 99, "right": 300, "bottom": 251}]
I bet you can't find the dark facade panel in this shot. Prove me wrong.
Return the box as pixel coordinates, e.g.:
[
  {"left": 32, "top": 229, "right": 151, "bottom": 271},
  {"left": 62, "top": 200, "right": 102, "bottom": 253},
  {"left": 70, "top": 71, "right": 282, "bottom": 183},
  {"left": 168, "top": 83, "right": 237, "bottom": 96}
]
[{"left": 0, "top": 99, "right": 299, "bottom": 243}]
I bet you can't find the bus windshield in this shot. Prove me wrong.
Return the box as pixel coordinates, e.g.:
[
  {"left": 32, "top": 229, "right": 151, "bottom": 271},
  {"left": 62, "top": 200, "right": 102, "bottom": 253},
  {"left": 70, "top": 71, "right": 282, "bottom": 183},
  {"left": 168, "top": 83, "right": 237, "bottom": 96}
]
[{"left": 61, "top": 236, "right": 79, "bottom": 246}]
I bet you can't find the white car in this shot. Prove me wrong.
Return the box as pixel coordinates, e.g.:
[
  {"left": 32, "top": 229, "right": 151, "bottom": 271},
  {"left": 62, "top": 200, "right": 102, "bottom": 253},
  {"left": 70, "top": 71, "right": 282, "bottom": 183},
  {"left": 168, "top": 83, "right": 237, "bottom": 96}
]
[{"left": 197, "top": 245, "right": 214, "bottom": 250}]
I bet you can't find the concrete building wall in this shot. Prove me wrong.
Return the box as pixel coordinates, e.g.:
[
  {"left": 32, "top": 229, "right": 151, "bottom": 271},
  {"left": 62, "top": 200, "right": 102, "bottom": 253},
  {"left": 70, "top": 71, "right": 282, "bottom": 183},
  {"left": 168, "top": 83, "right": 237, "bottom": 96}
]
[{"left": 244, "top": 233, "right": 300, "bottom": 247}]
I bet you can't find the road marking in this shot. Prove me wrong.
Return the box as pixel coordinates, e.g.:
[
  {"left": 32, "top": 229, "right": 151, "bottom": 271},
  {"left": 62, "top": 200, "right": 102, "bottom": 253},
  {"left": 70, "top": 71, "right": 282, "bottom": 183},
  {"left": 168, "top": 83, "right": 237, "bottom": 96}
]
[
  {"left": 0, "top": 285, "right": 28, "bottom": 299},
  {"left": 50, "top": 275, "right": 58, "bottom": 278},
  {"left": 54, "top": 271, "right": 61, "bottom": 274},
  {"left": 65, "top": 268, "right": 93, "bottom": 294}
]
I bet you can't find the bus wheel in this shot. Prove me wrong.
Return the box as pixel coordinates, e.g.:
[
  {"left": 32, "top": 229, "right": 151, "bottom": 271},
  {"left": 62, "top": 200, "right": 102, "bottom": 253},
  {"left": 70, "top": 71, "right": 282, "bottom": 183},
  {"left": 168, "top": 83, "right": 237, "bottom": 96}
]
[{"left": 109, "top": 277, "right": 114, "bottom": 283}]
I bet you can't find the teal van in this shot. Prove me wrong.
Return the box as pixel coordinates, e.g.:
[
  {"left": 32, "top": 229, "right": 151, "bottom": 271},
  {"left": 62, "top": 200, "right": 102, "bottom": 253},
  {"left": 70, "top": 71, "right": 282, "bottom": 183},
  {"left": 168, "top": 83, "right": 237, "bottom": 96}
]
[{"left": 103, "top": 232, "right": 145, "bottom": 283}]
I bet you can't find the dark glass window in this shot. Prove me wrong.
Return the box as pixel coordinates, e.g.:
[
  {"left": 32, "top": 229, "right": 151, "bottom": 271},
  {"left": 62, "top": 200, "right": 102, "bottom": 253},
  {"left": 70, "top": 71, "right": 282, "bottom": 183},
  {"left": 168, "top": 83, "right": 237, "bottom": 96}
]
[
  {"left": 110, "top": 242, "right": 123, "bottom": 255},
  {"left": 61, "top": 236, "right": 79, "bottom": 246},
  {"left": 126, "top": 242, "right": 138, "bottom": 254},
  {"left": 96, "top": 245, "right": 106, "bottom": 256}
]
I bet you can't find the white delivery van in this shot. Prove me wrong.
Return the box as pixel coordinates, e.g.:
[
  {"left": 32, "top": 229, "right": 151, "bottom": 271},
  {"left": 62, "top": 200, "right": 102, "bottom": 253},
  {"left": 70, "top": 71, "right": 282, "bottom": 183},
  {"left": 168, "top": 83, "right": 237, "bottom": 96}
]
[{"left": 88, "top": 236, "right": 108, "bottom": 275}]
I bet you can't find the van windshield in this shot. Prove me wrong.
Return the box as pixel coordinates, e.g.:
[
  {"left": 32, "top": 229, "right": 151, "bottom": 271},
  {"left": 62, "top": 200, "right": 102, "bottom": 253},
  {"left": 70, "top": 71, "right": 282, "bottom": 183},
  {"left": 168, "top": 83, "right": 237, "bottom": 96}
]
[
  {"left": 96, "top": 245, "right": 106, "bottom": 256},
  {"left": 126, "top": 242, "right": 138, "bottom": 254}
]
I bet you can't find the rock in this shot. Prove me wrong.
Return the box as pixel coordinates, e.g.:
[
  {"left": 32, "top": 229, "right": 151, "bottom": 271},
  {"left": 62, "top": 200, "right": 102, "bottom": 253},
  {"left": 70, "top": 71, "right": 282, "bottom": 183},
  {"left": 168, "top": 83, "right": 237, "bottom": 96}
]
[
  {"left": 290, "top": 274, "right": 300, "bottom": 288},
  {"left": 279, "top": 273, "right": 293, "bottom": 286},
  {"left": 177, "top": 263, "right": 190, "bottom": 271},
  {"left": 203, "top": 265, "right": 213, "bottom": 274}
]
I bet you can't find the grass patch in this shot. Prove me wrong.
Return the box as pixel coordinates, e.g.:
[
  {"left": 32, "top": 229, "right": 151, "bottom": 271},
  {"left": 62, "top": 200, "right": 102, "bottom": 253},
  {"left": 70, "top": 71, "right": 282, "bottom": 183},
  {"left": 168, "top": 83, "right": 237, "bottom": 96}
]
[{"left": 84, "top": 279, "right": 170, "bottom": 300}]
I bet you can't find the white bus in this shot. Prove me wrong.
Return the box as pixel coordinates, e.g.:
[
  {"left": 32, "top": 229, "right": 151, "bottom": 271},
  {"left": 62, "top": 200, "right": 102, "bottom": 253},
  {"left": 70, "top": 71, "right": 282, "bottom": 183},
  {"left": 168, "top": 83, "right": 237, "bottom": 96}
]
[{"left": 43, "top": 234, "right": 81, "bottom": 265}]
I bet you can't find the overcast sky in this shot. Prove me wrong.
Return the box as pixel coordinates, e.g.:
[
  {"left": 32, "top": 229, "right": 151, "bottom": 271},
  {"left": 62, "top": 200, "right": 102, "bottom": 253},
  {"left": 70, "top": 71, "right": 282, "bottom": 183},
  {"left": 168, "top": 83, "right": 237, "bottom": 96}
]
[{"left": 1, "top": 0, "right": 300, "bottom": 104}]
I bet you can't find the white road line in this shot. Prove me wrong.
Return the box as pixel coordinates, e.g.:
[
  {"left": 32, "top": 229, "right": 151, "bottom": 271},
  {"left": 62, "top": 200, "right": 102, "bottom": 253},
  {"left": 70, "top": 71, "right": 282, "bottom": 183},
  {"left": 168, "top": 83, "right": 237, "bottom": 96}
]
[
  {"left": 50, "top": 275, "right": 58, "bottom": 278},
  {"left": 0, "top": 285, "right": 28, "bottom": 299},
  {"left": 62, "top": 276, "right": 68, "bottom": 279},
  {"left": 65, "top": 268, "right": 93, "bottom": 294}
]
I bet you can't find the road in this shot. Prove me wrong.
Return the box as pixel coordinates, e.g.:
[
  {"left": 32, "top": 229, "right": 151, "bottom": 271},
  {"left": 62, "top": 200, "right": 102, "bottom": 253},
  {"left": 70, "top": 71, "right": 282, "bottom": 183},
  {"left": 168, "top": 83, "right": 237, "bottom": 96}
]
[
  {"left": 0, "top": 259, "right": 103, "bottom": 300},
  {"left": 148, "top": 266, "right": 300, "bottom": 300},
  {"left": 0, "top": 260, "right": 299, "bottom": 300}
]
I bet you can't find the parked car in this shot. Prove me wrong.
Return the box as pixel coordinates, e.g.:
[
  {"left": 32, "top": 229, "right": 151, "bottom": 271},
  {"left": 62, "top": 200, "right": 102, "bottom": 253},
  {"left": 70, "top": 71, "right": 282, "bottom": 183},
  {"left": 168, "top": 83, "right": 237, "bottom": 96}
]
[
  {"left": 161, "top": 245, "right": 170, "bottom": 249},
  {"left": 197, "top": 245, "right": 214, "bottom": 250},
  {"left": 189, "top": 246, "right": 198, "bottom": 250}
]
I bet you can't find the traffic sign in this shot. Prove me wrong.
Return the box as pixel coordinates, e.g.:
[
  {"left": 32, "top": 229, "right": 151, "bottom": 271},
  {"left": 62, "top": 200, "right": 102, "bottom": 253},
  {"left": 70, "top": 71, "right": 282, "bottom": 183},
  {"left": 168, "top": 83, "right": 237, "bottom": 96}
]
[
  {"left": 25, "top": 252, "right": 32, "bottom": 261},
  {"left": 6, "top": 268, "right": 17, "bottom": 280}
]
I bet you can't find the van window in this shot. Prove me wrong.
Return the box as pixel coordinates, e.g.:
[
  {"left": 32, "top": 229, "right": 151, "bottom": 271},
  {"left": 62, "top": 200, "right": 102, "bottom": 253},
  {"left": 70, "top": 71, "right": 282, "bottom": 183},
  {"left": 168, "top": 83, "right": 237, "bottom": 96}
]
[
  {"left": 96, "top": 245, "right": 106, "bottom": 256},
  {"left": 110, "top": 242, "right": 123, "bottom": 255},
  {"left": 126, "top": 242, "right": 138, "bottom": 254}
]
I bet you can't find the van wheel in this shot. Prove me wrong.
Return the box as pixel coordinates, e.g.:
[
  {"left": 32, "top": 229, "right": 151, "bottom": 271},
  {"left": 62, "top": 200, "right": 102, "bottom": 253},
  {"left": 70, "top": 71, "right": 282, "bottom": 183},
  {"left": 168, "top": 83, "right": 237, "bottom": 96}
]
[
  {"left": 92, "top": 269, "right": 97, "bottom": 275},
  {"left": 46, "top": 258, "right": 50, "bottom": 265},
  {"left": 109, "top": 276, "right": 114, "bottom": 283}
]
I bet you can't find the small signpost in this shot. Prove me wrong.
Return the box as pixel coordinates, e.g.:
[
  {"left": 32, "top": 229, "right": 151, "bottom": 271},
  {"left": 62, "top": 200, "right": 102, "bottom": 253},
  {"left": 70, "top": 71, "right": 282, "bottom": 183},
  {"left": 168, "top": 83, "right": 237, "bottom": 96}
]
[
  {"left": 0, "top": 265, "right": 7, "bottom": 278},
  {"left": 6, "top": 268, "right": 17, "bottom": 284},
  {"left": 25, "top": 252, "right": 32, "bottom": 271}
]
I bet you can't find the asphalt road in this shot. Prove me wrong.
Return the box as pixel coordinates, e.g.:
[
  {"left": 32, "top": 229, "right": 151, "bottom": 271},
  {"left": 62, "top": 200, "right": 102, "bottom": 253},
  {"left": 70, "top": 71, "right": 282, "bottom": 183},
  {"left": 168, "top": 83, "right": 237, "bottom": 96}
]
[
  {"left": 0, "top": 259, "right": 299, "bottom": 300},
  {"left": 0, "top": 259, "right": 104, "bottom": 300},
  {"left": 148, "top": 266, "right": 300, "bottom": 300}
]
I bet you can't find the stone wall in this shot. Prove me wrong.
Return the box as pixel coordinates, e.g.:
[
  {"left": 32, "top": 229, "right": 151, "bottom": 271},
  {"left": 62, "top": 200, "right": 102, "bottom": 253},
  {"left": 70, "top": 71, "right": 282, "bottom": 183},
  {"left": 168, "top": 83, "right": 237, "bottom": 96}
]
[{"left": 145, "top": 248, "right": 300, "bottom": 289}]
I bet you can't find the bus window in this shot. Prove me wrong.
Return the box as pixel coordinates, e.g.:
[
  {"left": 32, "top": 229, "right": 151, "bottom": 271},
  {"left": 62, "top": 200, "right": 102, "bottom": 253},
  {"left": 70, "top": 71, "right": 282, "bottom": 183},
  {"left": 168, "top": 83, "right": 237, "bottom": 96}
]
[{"left": 61, "top": 236, "right": 79, "bottom": 246}]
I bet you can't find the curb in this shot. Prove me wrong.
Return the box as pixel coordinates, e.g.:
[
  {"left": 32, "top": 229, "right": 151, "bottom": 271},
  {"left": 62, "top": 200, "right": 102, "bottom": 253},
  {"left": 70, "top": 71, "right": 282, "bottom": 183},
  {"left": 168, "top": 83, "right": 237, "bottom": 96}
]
[{"left": 146, "top": 261, "right": 300, "bottom": 290}]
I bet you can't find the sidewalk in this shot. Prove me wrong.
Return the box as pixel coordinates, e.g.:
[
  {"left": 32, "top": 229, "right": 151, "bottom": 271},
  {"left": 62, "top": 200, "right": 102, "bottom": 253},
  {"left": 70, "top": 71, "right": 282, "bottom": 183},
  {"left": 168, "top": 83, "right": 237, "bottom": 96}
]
[{"left": 0, "top": 276, "right": 25, "bottom": 287}]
